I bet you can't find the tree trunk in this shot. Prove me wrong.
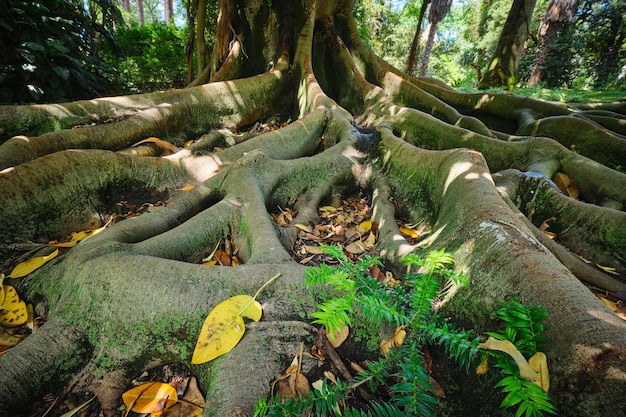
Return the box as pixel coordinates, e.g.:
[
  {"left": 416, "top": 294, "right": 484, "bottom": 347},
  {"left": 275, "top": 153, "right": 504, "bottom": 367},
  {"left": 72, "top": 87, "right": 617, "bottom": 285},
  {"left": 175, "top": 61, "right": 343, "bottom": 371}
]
[
  {"left": 528, "top": 0, "right": 579, "bottom": 87},
  {"left": 1, "top": 0, "right": 625, "bottom": 416},
  {"left": 418, "top": 21, "right": 436, "bottom": 76},
  {"left": 137, "top": 0, "right": 145, "bottom": 25},
  {"left": 404, "top": 0, "right": 430, "bottom": 75},
  {"left": 478, "top": 0, "right": 537, "bottom": 90},
  {"left": 164, "top": 0, "right": 174, "bottom": 25}
]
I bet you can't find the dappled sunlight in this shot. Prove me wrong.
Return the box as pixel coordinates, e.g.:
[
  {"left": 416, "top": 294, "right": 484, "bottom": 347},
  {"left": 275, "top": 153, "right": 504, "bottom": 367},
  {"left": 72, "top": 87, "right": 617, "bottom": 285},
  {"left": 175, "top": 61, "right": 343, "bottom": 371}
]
[
  {"left": 443, "top": 161, "right": 473, "bottom": 195},
  {"left": 173, "top": 153, "right": 224, "bottom": 183},
  {"left": 391, "top": 233, "right": 415, "bottom": 257},
  {"left": 474, "top": 93, "right": 495, "bottom": 109}
]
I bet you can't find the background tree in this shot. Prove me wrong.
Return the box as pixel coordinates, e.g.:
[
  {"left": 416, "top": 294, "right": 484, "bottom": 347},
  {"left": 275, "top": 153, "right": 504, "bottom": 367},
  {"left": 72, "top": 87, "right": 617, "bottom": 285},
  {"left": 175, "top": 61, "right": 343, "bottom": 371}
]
[
  {"left": 527, "top": 0, "right": 579, "bottom": 87},
  {"left": 479, "top": 0, "right": 538, "bottom": 89},
  {"left": 404, "top": 0, "right": 430, "bottom": 75},
  {"left": 418, "top": 0, "right": 452, "bottom": 76},
  {"left": 0, "top": 0, "right": 625, "bottom": 416}
]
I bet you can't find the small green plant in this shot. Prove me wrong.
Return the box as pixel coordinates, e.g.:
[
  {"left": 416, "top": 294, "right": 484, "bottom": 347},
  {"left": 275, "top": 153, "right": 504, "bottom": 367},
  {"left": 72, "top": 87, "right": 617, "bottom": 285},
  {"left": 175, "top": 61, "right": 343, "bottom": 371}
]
[
  {"left": 483, "top": 299, "right": 557, "bottom": 417},
  {"left": 255, "top": 246, "right": 557, "bottom": 417}
]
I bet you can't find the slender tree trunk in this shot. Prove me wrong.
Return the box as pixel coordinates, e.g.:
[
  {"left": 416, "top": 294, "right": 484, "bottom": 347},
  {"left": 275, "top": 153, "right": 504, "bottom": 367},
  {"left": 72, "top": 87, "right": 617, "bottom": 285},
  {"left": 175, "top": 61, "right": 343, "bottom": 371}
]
[
  {"left": 478, "top": 0, "right": 537, "bottom": 90},
  {"left": 164, "top": 0, "right": 173, "bottom": 25},
  {"left": 405, "top": 0, "right": 430, "bottom": 75},
  {"left": 121, "top": 0, "right": 131, "bottom": 13},
  {"left": 137, "top": 0, "right": 145, "bottom": 25},
  {"left": 195, "top": 0, "right": 208, "bottom": 75}
]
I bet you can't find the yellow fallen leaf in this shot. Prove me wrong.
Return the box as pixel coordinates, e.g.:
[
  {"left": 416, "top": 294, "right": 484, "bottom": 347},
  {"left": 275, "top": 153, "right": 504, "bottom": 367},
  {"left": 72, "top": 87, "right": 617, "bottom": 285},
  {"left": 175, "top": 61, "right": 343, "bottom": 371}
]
[
  {"left": 399, "top": 225, "right": 419, "bottom": 239},
  {"left": 122, "top": 382, "right": 178, "bottom": 414},
  {"left": 191, "top": 274, "right": 280, "bottom": 364},
  {"left": 598, "top": 296, "right": 617, "bottom": 311},
  {"left": 380, "top": 326, "right": 406, "bottom": 356},
  {"left": 71, "top": 226, "right": 106, "bottom": 242},
  {"left": 359, "top": 220, "right": 372, "bottom": 232},
  {"left": 476, "top": 355, "right": 489, "bottom": 375},
  {"left": 9, "top": 249, "right": 59, "bottom": 278},
  {"left": 528, "top": 352, "right": 550, "bottom": 392},
  {"left": 0, "top": 286, "right": 28, "bottom": 326},
  {"left": 192, "top": 294, "right": 262, "bottom": 364},
  {"left": 478, "top": 337, "right": 540, "bottom": 387},
  {"left": 595, "top": 264, "right": 619, "bottom": 275},
  {"left": 184, "top": 139, "right": 195, "bottom": 147},
  {"left": 319, "top": 206, "right": 337, "bottom": 212},
  {"left": 180, "top": 184, "right": 197, "bottom": 192}
]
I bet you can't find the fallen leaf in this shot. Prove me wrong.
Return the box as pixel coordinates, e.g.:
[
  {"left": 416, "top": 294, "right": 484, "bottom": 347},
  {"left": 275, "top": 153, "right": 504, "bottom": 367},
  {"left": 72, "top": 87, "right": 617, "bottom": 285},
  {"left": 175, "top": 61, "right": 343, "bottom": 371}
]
[
  {"left": 191, "top": 294, "right": 262, "bottom": 364},
  {"left": 345, "top": 240, "right": 366, "bottom": 254},
  {"left": 478, "top": 337, "right": 541, "bottom": 388},
  {"left": 122, "top": 382, "right": 178, "bottom": 414},
  {"left": 132, "top": 137, "right": 180, "bottom": 155},
  {"left": 0, "top": 326, "right": 24, "bottom": 348},
  {"left": 595, "top": 264, "right": 619, "bottom": 275},
  {"left": 327, "top": 324, "right": 349, "bottom": 348},
  {"left": 554, "top": 172, "right": 579, "bottom": 199},
  {"left": 9, "top": 249, "right": 59, "bottom": 278},
  {"left": 380, "top": 326, "right": 406, "bottom": 356},
  {"left": 164, "top": 377, "right": 205, "bottom": 417},
  {"left": 359, "top": 220, "right": 372, "bottom": 232},
  {"left": 598, "top": 296, "right": 617, "bottom": 311},
  {"left": 70, "top": 226, "right": 106, "bottom": 243},
  {"left": 399, "top": 225, "right": 419, "bottom": 239},
  {"left": 476, "top": 354, "right": 489, "bottom": 375},
  {"left": 180, "top": 184, "right": 197, "bottom": 192},
  {"left": 294, "top": 223, "right": 312, "bottom": 233},
  {"left": 303, "top": 245, "right": 326, "bottom": 254},
  {"left": 528, "top": 352, "right": 550, "bottom": 392},
  {"left": 59, "top": 396, "right": 96, "bottom": 417}
]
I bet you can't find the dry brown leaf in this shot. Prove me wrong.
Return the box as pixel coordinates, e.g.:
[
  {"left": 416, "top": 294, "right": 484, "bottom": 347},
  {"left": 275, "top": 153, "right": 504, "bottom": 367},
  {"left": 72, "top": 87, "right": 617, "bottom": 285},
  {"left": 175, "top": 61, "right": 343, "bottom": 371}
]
[
  {"left": 538, "top": 217, "right": 557, "bottom": 239},
  {"left": 303, "top": 245, "right": 326, "bottom": 254},
  {"left": 345, "top": 240, "right": 366, "bottom": 254},
  {"left": 554, "top": 172, "right": 579, "bottom": 199},
  {"left": 131, "top": 137, "right": 180, "bottom": 155},
  {"left": 328, "top": 324, "right": 349, "bottom": 348}
]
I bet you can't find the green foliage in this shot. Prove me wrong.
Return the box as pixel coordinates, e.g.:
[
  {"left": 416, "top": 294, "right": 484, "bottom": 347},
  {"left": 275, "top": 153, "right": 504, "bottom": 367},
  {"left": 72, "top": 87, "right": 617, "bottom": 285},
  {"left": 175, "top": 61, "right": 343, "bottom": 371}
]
[
  {"left": 0, "top": 0, "right": 112, "bottom": 103},
  {"left": 259, "top": 246, "right": 477, "bottom": 416},
  {"left": 100, "top": 23, "right": 188, "bottom": 94},
  {"left": 486, "top": 298, "right": 549, "bottom": 357},
  {"left": 258, "top": 247, "right": 557, "bottom": 416},
  {"left": 485, "top": 298, "right": 557, "bottom": 417}
]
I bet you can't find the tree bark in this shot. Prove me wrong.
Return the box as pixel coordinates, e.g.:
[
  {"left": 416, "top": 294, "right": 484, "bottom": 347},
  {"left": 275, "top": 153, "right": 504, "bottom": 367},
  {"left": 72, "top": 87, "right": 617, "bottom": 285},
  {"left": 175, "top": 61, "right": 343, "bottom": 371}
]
[
  {"left": 404, "top": 0, "right": 430, "bottom": 75},
  {"left": 527, "top": 0, "right": 579, "bottom": 87},
  {"left": 137, "top": 0, "right": 145, "bottom": 25},
  {"left": 478, "top": 0, "right": 537, "bottom": 90},
  {"left": 0, "top": 0, "right": 625, "bottom": 416}
]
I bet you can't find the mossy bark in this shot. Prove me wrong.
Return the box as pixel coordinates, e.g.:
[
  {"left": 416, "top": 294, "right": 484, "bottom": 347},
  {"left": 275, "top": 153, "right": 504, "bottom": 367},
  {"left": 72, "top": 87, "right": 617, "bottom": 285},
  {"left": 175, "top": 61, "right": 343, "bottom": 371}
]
[{"left": 1, "top": 1, "right": 625, "bottom": 416}]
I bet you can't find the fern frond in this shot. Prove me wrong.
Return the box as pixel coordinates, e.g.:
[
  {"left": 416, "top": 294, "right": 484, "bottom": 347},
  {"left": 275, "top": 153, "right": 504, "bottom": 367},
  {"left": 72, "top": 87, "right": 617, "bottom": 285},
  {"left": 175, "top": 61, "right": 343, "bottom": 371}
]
[{"left": 390, "top": 347, "right": 438, "bottom": 417}]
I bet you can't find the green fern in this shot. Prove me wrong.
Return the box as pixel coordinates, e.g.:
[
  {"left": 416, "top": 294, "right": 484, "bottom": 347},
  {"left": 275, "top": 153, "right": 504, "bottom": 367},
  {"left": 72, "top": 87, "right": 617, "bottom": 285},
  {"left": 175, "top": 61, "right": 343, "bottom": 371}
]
[{"left": 258, "top": 247, "right": 556, "bottom": 417}]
